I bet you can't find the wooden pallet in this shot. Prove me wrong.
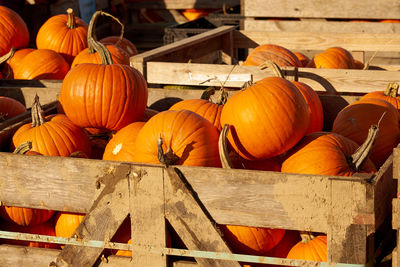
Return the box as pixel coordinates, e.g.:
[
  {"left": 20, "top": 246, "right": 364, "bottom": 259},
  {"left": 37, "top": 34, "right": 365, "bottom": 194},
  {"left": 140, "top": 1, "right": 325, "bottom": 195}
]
[
  {"left": 241, "top": 0, "right": 400, "bottom": 34},
  {"left": 0, "top": 79, "right": 397, "bottom": 266}
]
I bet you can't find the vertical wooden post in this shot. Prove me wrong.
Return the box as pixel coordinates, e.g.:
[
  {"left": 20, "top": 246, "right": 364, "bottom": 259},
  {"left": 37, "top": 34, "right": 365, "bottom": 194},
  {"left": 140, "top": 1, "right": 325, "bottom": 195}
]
[
  {"left": 221, "top": 31, "right": 235, "bottom": 65},
  {"left": 164, "top": 167, "right": 241, "bottom": 267},
  {"left": 130, "top": 166, "right": 167, "bottom": 267}
]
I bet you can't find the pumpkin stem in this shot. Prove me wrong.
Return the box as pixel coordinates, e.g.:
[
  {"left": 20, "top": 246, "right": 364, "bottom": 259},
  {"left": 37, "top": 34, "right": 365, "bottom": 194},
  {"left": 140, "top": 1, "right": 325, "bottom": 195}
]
[
  {"left": 157, "top": 134, "right": 179, "bottom": 167},
  {"left": 13, "top": 141, "right": 33, "bottom": 154},
  {"left": 218, "top": 124, "right": 233, "bottom": 169},
  {"left": 201, "top": 87, "right": 216, "bottom": 101},
  {"left": 259, "top": 60, "right": 285, "bottom": 78},
  {"left": 347, "top": 121, "right": 381, "bottom": 172},
  {"left": 0, "top": 47, "right": 15, "bottom": 65},
  {"left": 70, "top": 151, "right": 88, "bottom": 158},
  {"left": 31, "top": 94, "right": 45, "bottom": 127},
  {"left": 66, "top": 8, "right": 76, "bottom": 29},
  {"left": 384, "top": 82, "right": 399, "bottom": 98},
  {"left": 299, "top": 231, "right": 316, "bottom": 244}
]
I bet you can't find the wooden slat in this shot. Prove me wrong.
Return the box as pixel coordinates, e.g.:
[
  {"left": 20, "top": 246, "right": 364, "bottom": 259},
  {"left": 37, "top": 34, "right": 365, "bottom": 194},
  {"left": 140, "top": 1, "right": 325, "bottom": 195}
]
[
  {"left": 164, "top": 167, "right": 240, "bottom": 267},
  {"left": 242, "top": 0, "right": 400, "bottom": 19},
  {"left": 394, "top": 148, "right": 400, "bottom": 180},
  {"left": 393, "top": 199, "right": 400, "bottom": 229},
  {"left": 125, "top": 0, "right": 239, "bottom": 9},
  {"left": 56, "top": 165, "right": 131, "bottom": 266},
  {"left": 145, "top": 62, "right": 400, "bottom": 92},
  {"left": 243, "top": 19, "right": 400, "bottom": 34},
  {"left": 130, "top": 167, "right": 167, "bottom": 266},
  {"left": 234, "top": 30, "right": 400, "bottom": 52}
]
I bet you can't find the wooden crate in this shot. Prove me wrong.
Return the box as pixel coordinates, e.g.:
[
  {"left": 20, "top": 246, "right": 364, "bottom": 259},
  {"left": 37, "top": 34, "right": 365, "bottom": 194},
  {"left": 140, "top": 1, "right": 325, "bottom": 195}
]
[
  {"left": 392, "top": 149, "right": 400, "bottom": 267},
  {"left": 241, "top": 0, "right": 400, "bottom": 34},
  {"left": 0, "top": 78, "right": 396, "bottom": 266}
]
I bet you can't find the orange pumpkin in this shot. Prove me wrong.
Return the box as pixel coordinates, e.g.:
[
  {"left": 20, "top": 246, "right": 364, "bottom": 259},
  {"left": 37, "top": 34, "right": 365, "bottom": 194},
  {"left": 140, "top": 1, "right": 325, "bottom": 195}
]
[
  {"left": 36, "top": 8, "right": 88, "bottom": 64},
  {"left": 360, "top": 83, "right": 400, "bottom": 116},
  {"left": 0, "top": 206, "right": 54, "bottom": 226},
  {"left": 219, "top": 225, "right": 285, "bottom": 255},
  {"left": 133, "top": 110, "right": 221, "bottom": 167},
  {"left": 0, "top": 96, "right": 26, "bottom": 122},
  {"left": 103, "top": 121, "right": 146, "bottom": 161},
  {"left": 293, "top": 51, "right": 310, "bottom": 67},
  {"left": 332, "top": 98, "right": 400, "bottom": 168},
  {"left": 181, "top": 9, "right": 215, "bottom": 21},
  {"left": 243, "top": 44, "right": 302, "bottom": 67},
  {"left": 308, "top": 47, "right": 354, "bottom": 69},
  {"left": 13, "top": 49, "right": 70, "bottom": 80},
  {"left": 282, "top": 132, "right": 377, "bottom": 176},
  {"left": 55, "top": 212, "right": 85, "bottom": 239},
  {"left": 0, "top": 6, "right": 29, "bottom": 57},
  {"left": 266, "top": 230, "right": 301, "bottom": 259},
  {"left": 220, "top": 77, "right": 310, "bottom": 160},
  {"left": 100, "top": 36, "right": 138, "bottom": 57},
  {"left": 2, "top": 48, "right": 34, "bottom": 78},
  {"left": 12, "top": 95, "right": 92, "bottom": 157},
  {"left": 287, "top": 234, "right": 327, "bottom": 261}
]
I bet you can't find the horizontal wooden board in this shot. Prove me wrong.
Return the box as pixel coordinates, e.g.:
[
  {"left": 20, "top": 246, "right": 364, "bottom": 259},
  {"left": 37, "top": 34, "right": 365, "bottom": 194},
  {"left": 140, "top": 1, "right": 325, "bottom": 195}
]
[
  {"left": 242, "top": 0, "right": 400, "bottom": 19},
  {"left": 125, "top": 0, "right": 239, "bottom": 9},
  {"left": 242, "top": 20, "right": 400, "bottom": 34}
]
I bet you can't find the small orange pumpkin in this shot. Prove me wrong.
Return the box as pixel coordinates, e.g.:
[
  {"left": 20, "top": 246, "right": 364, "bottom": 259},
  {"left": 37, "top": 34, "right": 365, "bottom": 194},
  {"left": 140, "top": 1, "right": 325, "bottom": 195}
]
[
  {"left": 308, "top": 47, "right": 354, "bottom": 69},
  {"left": 0, "top": 96, "right": 26, "bottom": 122},
  {"left": 293, "top": 51, "right": 310, "bottom": 67},
  {"left": 287, "top": 233, "right": 327, "bottom": 261},
  {"left": 243, "top": 44, "right": 302, "bottom": 67}
]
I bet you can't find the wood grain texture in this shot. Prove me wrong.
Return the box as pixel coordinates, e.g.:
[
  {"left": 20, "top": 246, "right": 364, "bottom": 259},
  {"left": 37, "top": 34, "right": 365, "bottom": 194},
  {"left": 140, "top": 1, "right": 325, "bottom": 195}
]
[
  {"left": 56, "top": 164, "right": 131, "bottom": 266},
  {"left": 394, "top": 148, "right": 400, "bottom": 180},
  {"left": 243, "top": 19, "right": 400, "bottom": 34},
  {"left": 393, "top": 199, "right": 400, "bottom": 230},
  {"left": 164, "top": 167, "right": 240, "bottom": 267},
  {"left": 242, "top": 0, "right": 400, "bottom": 19},
  {"left": 130, "top": 167, "right": 167, "bottom": 266},
  {"left": 125, "top": 0, "right": 239, "bottom": 9}
]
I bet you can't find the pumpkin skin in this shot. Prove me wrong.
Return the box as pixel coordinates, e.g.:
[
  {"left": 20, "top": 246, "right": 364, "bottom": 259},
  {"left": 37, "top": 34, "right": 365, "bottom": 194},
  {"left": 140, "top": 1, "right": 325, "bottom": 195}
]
[
  {"left": 243, "top": 44, "right": 302, "bottom": 67},
  {"left": 0, "top": 6, "right": 29, "bottom": 57},
  {"left": 12, "top": 113, "right": 92, "bottom": 157},
  {"left": 55, "top": 212, "right": 85, "bottom": 238},
  {"left": 100, "top": 36, "right": 138, "bottom": 57},
  {"left": 103, "top": 122, "right": 145, "bottom": 161},
  {"left": 2, "top": 48, "right": 34, "bottom": 78},
  {"left": 13, "top": 49, "right": 70, "bottom": 80},
  {"left": 360, "top": 83, "right": 400, "bottom": 116},
  {"left": 71, "top": 44, "right": 130, "bottom": 68},
  {"left": 0, "top": 206, "right": 54, "bottom": 226},
  {"left": 219, "top": 225, "right": 285, "bottom": 255},
  {"left": 266, "top": 230, "right": 301, "bottom": 259},
  {"left": 133, "top": 110, "right": 221, "bottom": 167},
  {"left": 287, "top": 235, "right": 327, "bottom": 261},
  {"left": 220, "top": 77, "right": 310, "bottom": 160},
  {"left": 309, "top": 47, "right": 354, "bottom": 69},
  {"left": 282, "top": 132, "right": 376, "bottom": 176},
  {"left": 332, "top": 98, "right": 400, "bottom": 168},
  {"left": 293, "top": 51, "right": 310, "bottom": 67},
  {"left": 292, "top": 81, "right": 324, "bottom": 134},
  {"left": 169, "top": 99, "right": 223, "bottom": 131},
  {"left": 0, "top": 96, "right": 26, "bottom": 122},
  {"left": 36, "top": 9, "right": 88, "bottom": 64},
  {"left": 59, "top": 63, "right": 148, "bottom": 131}
]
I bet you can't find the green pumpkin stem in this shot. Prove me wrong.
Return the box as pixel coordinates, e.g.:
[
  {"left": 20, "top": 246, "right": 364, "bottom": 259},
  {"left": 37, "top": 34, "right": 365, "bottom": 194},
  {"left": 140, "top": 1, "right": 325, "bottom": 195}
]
[
  {"left": 218, "top": 124, "right": 233, "bottom": 169},
  {"left": 31, "top": 95, "right": 45, "bottom": 127},
  {"left": 13, "top": 141, "right": 33, "bottom": 154},
  {"left": 347, "top": 119, "right": 382, "bottom": 172},
  {"left": 66, "top": 8, "right": 76, "bottom": 29},
  {"left": 157, "top": 134, "right": 179, "bottom": 167},
  {"left": 299, "top": 231, "right": 315, "bottom": 244},
  {"left": 384, "top": 82, "right": 399, "bottom": 98},
  {"left": 259, "top": 60, "right": 285, "bottom": 78}
]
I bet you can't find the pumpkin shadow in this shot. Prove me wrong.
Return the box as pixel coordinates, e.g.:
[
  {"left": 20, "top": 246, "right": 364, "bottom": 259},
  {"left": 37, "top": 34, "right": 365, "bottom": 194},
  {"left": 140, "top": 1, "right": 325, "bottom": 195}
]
[
  {"left": 179, "top": 141, "right": 196, "bottom": 164},
  {"left": 149, "top": 97, "right": 183, "bottom": 111}
]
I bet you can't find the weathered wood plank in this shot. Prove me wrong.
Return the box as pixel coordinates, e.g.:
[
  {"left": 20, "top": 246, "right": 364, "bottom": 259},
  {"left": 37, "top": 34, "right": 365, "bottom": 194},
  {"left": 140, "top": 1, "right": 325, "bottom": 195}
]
[
  {"left": 242, "top": 0, "right": 400, "bottom": 19},
  {"left": 393, "top": 199, "right": 400, "bottom": 230},
  {"left": 56, "top": 164, "right": 131, "bottom": 266},
  {"left": 126, "top": 0, "right": 239, "bottom": 9},
  {"left": 243, "top": 19, "right": 400, "bottom": 34},
  {"left": 394, "top": 148, "right": 400, "bottom": 180},
  {"left": 164, "top": 167, "right": 240, "bottom": 267},
  {"left": 130, "top": 167, "right": 167, "bottom": 266},
  {"left": 234, "top": 30, "right": 400, "bottom": 52},
  {"left": 145, "top": 62, "right": 400, "bottom": 92}
]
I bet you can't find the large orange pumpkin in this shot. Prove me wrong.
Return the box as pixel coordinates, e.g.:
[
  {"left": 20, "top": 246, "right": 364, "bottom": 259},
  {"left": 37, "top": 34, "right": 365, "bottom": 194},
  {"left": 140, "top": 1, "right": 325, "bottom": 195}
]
[
  {"left": 36, "top": 8, "right": 88, "bottom": 64},
  {"left": 103, "top": 121, "right": 145, "bottom": 161},
  {"left": 308, "top": 47, "right": 355, "bottom": 69},
  {"left": 12, "top": 95, "right": 92, "bottom": 157},
  {"left": 287, "top": 234, "right": 327, "bottom": 261},
  {"left": 133, "top": 110, "right": 221, "bottom": 167},
  {"left": 71, "top": 11, "right": 129, "bottom": 68},
  {"left": 332, "top": 98, "right": 400, "bottom": 168},
  {"left": 59, "top": 31, "right": 148, "bottom": 132},
  {"left": 0, "top": 206, "right": 54, "bottom": 226},
  {"left": 13, "top": 49, "right": 70, "bottom": 80},
  {"left": 360, "top": 83, "right": 400, "bottom": 116},
  {"left": 0, "top": 96, "right": 26, "bottom": 122},
  {"left": 219, "top": 225, "right": 285, "bottom": 255},
  {"left": 100, "top": 36, "right": 138, "bottom": 57},
  {"left": 2, "top": 47, "right": 34, "bottom": 78},
  {"left": 55, "top": 212, "right": 85, "bottom": 238},
  {"left": 220, "top": 77, "right": 310, "bottom": 160},
  {"left": 243, "top": 44, "right": 302, "bottom": 67},
  {"left": 0, "top": 6, "right": 29, "bottom": 57},
  {"left": 282, "top": 132, "right": 377, "bottom": 176}
]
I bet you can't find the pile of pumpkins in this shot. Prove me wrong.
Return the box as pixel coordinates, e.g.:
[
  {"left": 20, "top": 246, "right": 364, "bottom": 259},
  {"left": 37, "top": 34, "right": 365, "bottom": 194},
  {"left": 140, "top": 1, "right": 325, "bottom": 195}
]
[{"left": 1, "top": 4, "right": 400, "bottom": 264}]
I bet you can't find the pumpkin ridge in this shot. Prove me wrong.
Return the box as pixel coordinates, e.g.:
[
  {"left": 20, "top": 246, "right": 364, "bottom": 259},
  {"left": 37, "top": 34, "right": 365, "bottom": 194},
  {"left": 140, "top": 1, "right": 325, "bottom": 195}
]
[
  {"left": 45, "top": 119, "right": 76, "bottom": 155},
  {"left": 36, "top": 124, "right": 52, "bottom": 155},
  {"left": 171, "top": 111, "right": 200, "bottom": 155},
  {"left": 109, "top": 65, "right": 131, "bottom": 129}
]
